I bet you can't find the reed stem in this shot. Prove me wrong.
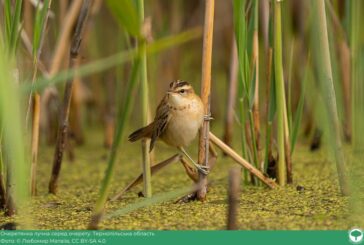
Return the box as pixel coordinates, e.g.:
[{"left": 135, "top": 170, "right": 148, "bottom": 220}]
[
  {"left": 273, "top": 0, "right": 286, "bottom": 186},
  {"left": 350, "top": 0, "right": 363, "bottom": 151},
  {"left": 227, "top": 167, "right": 241, "bottom": 230},
  {"left": 223, "top": 38, "right": 238, "bottom": 147},
  {"left": 0, "top": 137, "right": 6, "bottom": 209},
  {"left": 137, "top": 0, "right": 152, "bottom": 198},
  {"left": 30, "top": 0, "right": 53, "bottom": 196},
  {"left": 209, "top": 132, "right": 277, "bottom": 188},
  {"left": 197, "top": 0, "right": 215, "bottom": 201},
  {"left": 252, "top": 0, "right": 260, "bottom": 151},
  {"left": 88, "top": 58, "right": 141, "bottom": 230},
  {"left": 312, "top": 0, "right": 348, "bottom": 195},
  {"left": 49, "top": 0, "right": 91, "bottom": 194}
]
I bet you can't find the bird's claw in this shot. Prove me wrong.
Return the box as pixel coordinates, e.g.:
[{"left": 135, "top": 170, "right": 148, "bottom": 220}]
[
  {"left": 204, "top": 114, "right": 213, "bottom": 121},
  {"left": 196, "top": 164, "right": 210, "bottom": 175}
]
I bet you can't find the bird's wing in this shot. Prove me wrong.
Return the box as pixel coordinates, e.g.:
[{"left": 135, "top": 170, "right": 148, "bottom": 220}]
[{"left": 150, "top": 96, "right": 170, "bottom": 151}]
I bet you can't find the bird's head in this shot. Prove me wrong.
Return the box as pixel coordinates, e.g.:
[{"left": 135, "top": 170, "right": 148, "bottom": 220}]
[
  {"left": 166, "top": 80, "right": 196, "bottom": 105},
  {"left": 168, "top": 80, "right": 195, "bottom": 95}
]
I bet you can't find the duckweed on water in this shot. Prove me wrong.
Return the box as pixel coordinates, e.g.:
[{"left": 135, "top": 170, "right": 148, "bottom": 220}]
[{"left": 1, "top": 129, "right": 349, "bottom": 230}]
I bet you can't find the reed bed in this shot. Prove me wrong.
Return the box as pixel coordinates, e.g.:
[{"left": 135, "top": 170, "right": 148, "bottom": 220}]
[{"left": 0, "top": 0, "right": 362, "bottom": 230}]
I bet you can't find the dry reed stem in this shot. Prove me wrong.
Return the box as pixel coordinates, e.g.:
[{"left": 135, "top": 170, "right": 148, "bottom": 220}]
[
  {"left": 49, "top": 0, "right": 91, "bottom": 194},
  {"left": 227, "top": 167, "right": 241, "bottom": 230},
  {"left": 180, "top": 158, "right": 199, "bottom": 183},
  {"left": 20, "top": 31, "right": 50, "bottom": 77},
  {"left": 223, "top": 37, "right": 238, "bottom": 147},
  {"left": 69, "top": 57, "right": 84, "bottom": 144},
  {"left": 112, "top": 142, "right": 219, "bottom": 202},
  {"left": 110, "top": 154, "right": 182, "bottom": 201},
  {"left": 49, "top": 0, "right": 83, "bottom": 76},
  {"left": 209, "top": 132, "right": 277, "bottom": 188},
  {"left": 59, "top": 0, "right": 68, "bottom": 25},
  {"left": 197, "top": 0, "right": 215, "bottom": 201},
  {"left": 24, "top": 0, "right": 33, "bottom": 41}
]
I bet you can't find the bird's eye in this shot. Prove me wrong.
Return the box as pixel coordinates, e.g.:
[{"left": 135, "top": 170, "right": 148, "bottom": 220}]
[{"left": 179, "top": 89, "right": 185, "bottom": 94}]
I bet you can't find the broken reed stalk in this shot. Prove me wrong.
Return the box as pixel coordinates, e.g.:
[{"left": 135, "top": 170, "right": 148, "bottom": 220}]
[
  {"left": 273, "top": 0, "right": 286, "bottom": 186},
  {"left": 227, "top": 167, "right": 241, "bottom": 230},
  {"left": 137, "top": 0, "right": 152, "bottom": 198},
  {"left": 209, "top": 132, "right": 277, "bottom": 188},
  {"left": 110, "top": 154, "right": 182, "bottom": 201},
  {"left": 223, "top": 38, "right": 238, "bottom": 147},
  {"left": 111, "top": 144, "right": 219, "bottom": 202},
  {"left": 197, "top": 0, "right": 215, "bottom": 201},
  {"left": 48, "top": 0, "right": 91, "bottom": 194},
  {"left": 311, "top": 0, "right": 348, "bottom": 195}
]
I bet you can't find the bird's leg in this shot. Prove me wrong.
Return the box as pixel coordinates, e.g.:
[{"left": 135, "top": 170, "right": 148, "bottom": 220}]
[
  {"left": 204, "top": 113, "right": 213, "bottom": 121},
  {"left": 178, "top": 147, "right": 209, "bottom": 175}
]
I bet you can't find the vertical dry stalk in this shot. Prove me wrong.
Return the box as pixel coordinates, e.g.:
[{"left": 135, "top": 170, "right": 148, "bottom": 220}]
[
  {"left": 59, "top": 0, "right": 68, "bottom": 25},
  {"left": 197, "top": 0, "right": 215, "bottom": 201},
  {"left": 48, "top": 0, "right": 91, "bottom": 194},
  {"left": 223, "top": 38, "right": 238, "bottom": 147},
  {"left": 69, "top": 57, "right": 84, "bottom": 145},
  {"left": 50, "top": 0, "right": 83, "bottom": 76},
  {"left": 227, "top": 167, "right": 241, "bottom": 230},
  {"left": 23, "top": 0, "right": 33, "bottom": 40}
]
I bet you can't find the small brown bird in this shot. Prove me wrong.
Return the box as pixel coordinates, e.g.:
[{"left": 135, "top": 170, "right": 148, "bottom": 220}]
[{"left": 129, "top": 80, "right": 209, "bottom": 174}]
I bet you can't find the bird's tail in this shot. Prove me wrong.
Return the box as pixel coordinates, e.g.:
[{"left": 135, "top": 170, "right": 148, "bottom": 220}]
[{"left": 128, "top": 123, "right": 154, "bottom": 142}]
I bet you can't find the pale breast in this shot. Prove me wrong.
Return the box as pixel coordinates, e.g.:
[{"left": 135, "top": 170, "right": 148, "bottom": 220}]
[{"left": 161, "top": 97, "right": 204, "bottom": 148}]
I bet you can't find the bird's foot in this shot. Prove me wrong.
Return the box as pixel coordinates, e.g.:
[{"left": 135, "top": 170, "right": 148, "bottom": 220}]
[
  {"left": 195, "top": 164, "right": 209, "bottom": 175},
  {"left": 175, "top": 192, "right": 198, "bottom": 203},
  {"left": 204, "top": 113, "right": 213, "bottom": 121}
]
